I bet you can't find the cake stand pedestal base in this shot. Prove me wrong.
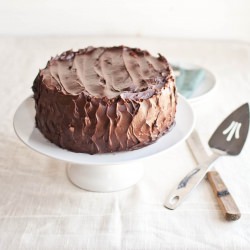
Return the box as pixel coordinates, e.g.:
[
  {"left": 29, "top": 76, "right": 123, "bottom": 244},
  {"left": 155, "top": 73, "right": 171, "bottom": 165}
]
[{"left": 67, "top": 162, "right": 144, "bottom": 192}]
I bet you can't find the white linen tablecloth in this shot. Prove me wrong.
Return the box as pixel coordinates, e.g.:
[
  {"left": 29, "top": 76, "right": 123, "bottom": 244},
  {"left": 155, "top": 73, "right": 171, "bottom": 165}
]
[{"left": 0, "top": 36, "right": 250, "bottom": 250}]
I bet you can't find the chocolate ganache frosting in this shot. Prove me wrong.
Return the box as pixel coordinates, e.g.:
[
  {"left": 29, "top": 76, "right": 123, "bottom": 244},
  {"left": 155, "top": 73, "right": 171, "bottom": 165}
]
[{"left": 32, "top": 46, "right": 177, "bottom": 154}]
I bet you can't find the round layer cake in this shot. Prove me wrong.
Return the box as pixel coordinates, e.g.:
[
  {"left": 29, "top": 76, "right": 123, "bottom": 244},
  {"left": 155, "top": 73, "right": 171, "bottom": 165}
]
[{"left": 32, "top": 46, "right": 177, "bottom": 154}]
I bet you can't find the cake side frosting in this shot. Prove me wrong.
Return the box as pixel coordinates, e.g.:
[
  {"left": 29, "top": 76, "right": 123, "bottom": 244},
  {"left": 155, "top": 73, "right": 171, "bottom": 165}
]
[{"left": 32, "top": 46, "right": 177, "bottom": 154}]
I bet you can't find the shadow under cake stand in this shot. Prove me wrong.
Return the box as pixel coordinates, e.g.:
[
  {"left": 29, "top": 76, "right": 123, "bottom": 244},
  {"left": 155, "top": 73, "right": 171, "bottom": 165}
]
[{"left": 13, "top": 95, "right": 195, "bottom": 192}]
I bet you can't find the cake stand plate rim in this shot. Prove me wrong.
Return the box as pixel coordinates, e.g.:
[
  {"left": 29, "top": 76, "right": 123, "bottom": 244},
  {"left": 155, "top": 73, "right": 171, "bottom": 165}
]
[{"left": 13, "top": 94, "right": 195, "bottom": 165}]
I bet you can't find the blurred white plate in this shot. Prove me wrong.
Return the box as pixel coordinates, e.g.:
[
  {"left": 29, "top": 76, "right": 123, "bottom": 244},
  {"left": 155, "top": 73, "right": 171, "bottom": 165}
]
[{"left": 171, "top": 62, "right": 216, "bottom": 104}]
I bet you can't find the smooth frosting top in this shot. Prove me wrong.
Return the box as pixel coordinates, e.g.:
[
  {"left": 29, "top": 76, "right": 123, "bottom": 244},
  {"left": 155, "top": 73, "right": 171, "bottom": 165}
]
[{"left": 41, "top": 46, "right": 172, "bottom": 99}]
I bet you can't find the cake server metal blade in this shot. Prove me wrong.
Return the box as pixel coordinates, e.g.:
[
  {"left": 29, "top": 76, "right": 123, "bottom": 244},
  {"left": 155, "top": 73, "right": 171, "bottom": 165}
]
[{"left": 209, "top": 103, "right": 249, "bottom": 155}]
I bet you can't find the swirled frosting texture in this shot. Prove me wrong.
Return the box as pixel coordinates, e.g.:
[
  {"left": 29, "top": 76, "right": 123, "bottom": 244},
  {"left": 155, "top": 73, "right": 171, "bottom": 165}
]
[{"left": 32, "top": 46, "right": 177, "bottom": 154}]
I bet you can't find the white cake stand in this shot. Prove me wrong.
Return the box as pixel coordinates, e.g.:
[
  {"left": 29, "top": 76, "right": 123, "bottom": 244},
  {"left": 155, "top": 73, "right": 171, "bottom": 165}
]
[{"left": 13, "top": 95, "right": 195, "bottom": 192}]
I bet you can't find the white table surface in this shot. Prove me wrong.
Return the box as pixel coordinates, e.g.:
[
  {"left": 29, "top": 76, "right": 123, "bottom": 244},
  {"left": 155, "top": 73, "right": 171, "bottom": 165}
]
[{"left": 0, "top": 36, "right": 250, "bottom": 250}]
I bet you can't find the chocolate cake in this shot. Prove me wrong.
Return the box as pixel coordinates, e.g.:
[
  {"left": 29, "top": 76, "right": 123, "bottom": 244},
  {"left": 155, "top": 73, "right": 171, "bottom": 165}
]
[{"left": 32, "top": 46, "right": 177, "bottom": 154}]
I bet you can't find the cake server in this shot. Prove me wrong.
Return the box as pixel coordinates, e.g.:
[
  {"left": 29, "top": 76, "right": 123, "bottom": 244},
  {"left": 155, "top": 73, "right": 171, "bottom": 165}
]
[
  {"left": 164, "top": 103, "right": 249, "bottom": 210},
  {"left": 186, "top": 129, "right": 241, "bottom": 220}
]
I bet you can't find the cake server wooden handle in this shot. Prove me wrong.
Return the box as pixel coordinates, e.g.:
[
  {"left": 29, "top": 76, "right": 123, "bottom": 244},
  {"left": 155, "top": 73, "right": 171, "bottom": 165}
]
[
  {"left": 186, "top": 130, "right": 241, "bottom": 221},
  {"left": 207, "top": 171, "right": 241, "bottom": 221}
]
